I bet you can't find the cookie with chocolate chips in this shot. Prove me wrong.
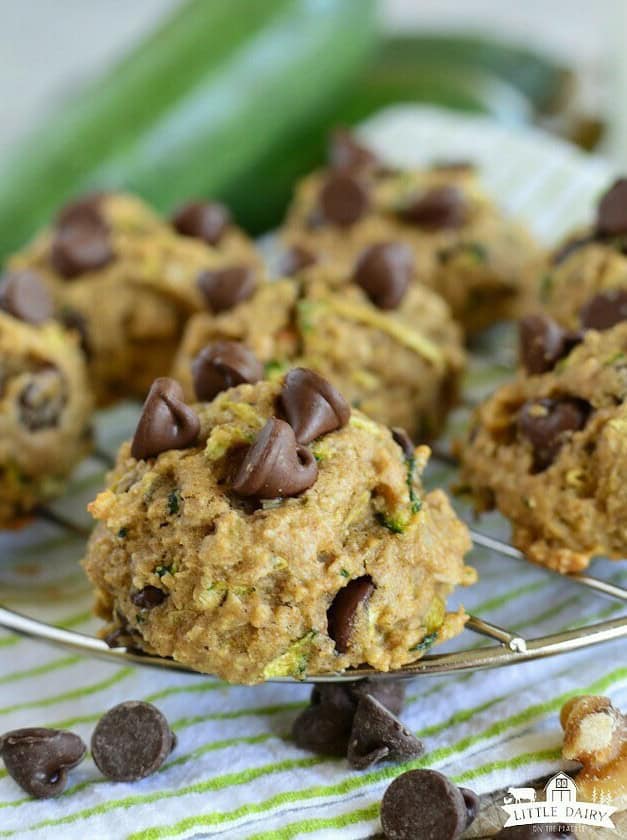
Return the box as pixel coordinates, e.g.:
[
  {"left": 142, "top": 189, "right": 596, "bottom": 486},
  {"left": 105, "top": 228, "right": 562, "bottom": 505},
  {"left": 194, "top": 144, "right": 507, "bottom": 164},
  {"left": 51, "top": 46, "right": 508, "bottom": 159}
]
[
  {"left": 84, "top": 377, "right": 474, "bottom": 683},
  {"left": 458, "top": 322, "right": 627, "bottom": 573},
  {"left": 281, "top": 134, "right": 541, "bottom": 333},
  {"left": 8, "top": 191, "right": 260, "bottom": 404}
]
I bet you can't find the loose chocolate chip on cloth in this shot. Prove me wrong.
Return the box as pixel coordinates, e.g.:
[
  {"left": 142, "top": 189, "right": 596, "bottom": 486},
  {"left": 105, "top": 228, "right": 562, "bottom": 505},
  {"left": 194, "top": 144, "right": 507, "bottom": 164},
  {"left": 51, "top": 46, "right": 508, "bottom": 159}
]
[
  {"left": 347, "top": 694, "right": 424, "bottom": 770},
  {"left": 381, "top": 769, "right": 477, "bottom": 840},
  {"left": 171, "top": 200, "right": 232, "bottom": 245},
  {"left": 0, "top": 728, "right": 86, "bottom": 798},
  {"left": 192, "top": 340, "right": 263, "bottom": 401},
  {"left": 232, "top": 417, "right": 318, "bottom": 498},
  {"left": 131, "top": 377, "right": 200, "bottom": 460},
  {"left": 0, "top": 270, "right": 53, "bottom": 324},
  {"left": 580, "top": 288, "right": 627, "bottom": 330},
  {"left": 353, "top": 242, "right": 413, "bottom": 310},
  {"left": 279, "top": 368, "right": 350, "bottom": 444},
  {"left": 197, "top": 265, "right": 256, "bottom": 312},
  {"left": 91, "top": 702, "right": 176, "bottom": 782}
]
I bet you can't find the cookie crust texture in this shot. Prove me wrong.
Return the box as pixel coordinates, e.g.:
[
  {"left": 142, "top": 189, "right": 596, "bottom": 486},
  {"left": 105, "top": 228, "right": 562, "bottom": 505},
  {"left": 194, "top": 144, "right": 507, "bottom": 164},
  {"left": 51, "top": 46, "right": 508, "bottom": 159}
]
[
  {"left": 459, "top": 324, "right": 627, "bottom": 572},
  {"left": 84, "top": 379, "right": 475, "bottom": 684}
]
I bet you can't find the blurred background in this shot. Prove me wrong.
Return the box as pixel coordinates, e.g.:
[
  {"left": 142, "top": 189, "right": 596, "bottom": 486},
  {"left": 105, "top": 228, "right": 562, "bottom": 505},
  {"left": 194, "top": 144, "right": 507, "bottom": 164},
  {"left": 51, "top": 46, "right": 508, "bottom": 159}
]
[{"left": 1, "top": 0, "right": 625, "bottom": 253}]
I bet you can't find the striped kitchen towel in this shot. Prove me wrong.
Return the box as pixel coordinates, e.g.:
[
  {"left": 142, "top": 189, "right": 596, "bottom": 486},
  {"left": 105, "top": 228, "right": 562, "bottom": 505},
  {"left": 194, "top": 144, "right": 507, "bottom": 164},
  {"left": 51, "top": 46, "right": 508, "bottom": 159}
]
[{"left": 0, "top": 106, "right": 624, "bottom": 840}]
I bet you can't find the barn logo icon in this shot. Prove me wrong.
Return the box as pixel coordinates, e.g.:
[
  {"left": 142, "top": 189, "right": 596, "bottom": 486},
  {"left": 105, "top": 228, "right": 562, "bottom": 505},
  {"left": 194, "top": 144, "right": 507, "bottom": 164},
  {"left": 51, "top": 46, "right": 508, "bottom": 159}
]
[{"left": 501, "top": 772, "right": 616, "bottom": 829}]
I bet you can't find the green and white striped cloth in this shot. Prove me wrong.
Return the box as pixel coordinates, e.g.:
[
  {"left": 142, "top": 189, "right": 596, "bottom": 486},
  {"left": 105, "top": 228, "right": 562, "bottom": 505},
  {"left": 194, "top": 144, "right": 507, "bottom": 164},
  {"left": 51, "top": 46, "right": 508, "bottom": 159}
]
[{"left": 0, "top": 107, "right": 624, "bottom": 840}]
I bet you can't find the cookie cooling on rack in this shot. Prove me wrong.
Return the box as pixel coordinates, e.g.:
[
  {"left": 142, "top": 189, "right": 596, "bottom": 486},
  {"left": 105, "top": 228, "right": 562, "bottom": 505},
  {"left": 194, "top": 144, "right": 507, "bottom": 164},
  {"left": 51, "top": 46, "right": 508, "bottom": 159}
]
[
  {"left": 172, "top": 258, "right": 465, "bottom": 441},
  {"left": 280, "top": 129, "right": 542, "bottom": 334},
  {"left": 83, "top": 374, "right": 475, "bottom": 684},
  {"left": 8, "top": 192, "right": 260, "bottom": 405},
  {"left": 458, "top": 319, "right": 627, "bottom": 573},
  {"left": 0, "top": 271, "right": 93, "bottom": 524}
]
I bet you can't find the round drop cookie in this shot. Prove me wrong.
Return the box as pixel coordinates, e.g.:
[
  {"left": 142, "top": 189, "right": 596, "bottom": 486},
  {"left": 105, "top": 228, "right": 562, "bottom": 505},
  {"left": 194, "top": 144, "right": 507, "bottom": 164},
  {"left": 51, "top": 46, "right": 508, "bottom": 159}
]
[
  {"left": 172, "top": 259, "right": 465, "bottom": 441},
  {"left": 540, "top": 179, "right": 627, "bottom": 335},
  {"left": 280, "top": 130, "right": 542, "bottom": 333},
  {"left": 0, "top": 271, "right": 93, "bottom": 524},
  {"left": 8, "top": 192, "right": 260, "bottom": 404},
  {"left": 83, "top": 375, "right": 474, "bottom": 683},
  {"left": 458, "top": 321, "right": 627, "bottom": 572}
]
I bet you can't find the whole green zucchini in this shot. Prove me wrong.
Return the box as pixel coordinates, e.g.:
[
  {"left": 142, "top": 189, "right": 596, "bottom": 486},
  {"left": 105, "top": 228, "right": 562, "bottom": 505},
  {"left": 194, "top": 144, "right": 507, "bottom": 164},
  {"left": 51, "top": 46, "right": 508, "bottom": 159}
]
[{"left": 0, "top": 0, "right": 376, "bottom": 257}]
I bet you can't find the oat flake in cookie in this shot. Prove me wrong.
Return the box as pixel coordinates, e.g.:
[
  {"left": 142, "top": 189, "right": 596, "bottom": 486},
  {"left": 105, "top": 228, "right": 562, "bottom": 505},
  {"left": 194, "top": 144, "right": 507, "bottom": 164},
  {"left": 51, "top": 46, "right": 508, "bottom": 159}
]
[
  {"left": 458, "top": 322, "right": 627, "bottom": 573},
  {"left": 83, "top": 377, "right": 474, "bottom": 683}
]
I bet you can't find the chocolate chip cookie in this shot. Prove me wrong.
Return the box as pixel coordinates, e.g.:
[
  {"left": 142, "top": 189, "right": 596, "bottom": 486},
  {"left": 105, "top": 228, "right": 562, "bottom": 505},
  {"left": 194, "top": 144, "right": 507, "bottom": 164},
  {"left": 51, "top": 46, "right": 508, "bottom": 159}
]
[
  {"left": 458, "top": 322, "right": 627, "bottom": 572},
  {"left": 172, "top": 260, "right": 465, "bottom": 441},
  {"left": 83, "top": 375, "right": 475, "bottom": 683},
  {"left": 9, "top": 192, "right": 260, "bottom": 404},
  {"left": 540, "top": 179, "right": 627, "bottom": 335},
  {"left": 0, "top": 274, "right": 93, "bottom": 523},
  {"left": 280, "top": 132, "right": 541, "bottom": 333}
]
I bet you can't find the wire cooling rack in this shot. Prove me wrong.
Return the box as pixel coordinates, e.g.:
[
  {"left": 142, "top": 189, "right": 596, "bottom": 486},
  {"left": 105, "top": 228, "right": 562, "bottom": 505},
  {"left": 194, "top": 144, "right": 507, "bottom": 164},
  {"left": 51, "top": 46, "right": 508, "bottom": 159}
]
[{"left": 1, "top": 444, "right": 626, "bottom": 684}]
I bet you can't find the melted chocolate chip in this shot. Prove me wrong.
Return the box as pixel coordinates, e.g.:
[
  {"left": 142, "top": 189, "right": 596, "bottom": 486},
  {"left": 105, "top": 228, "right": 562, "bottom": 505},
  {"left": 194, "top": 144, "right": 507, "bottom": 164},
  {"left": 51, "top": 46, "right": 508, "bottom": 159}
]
[
  {"left": 50, "top": 211, "right": 113, "bottom": 279},
  {"left": 328, "top": 128, "right": 379, "bottom": 172},
  {"left": 327, "top": 576, "right": 374, "bottom": 653},
  {"left": 596, "top": 178, "right": 627, "bottom": 237},
  {"left": 380, "top": 769, "right": 471, "bottom": 840},
  {"left": 518, "top": 397, "right": 591, "bottom": 472},
  {"left": 318, "top": 172, "right": 369, "bottom": 227},
  {"left": 352, "top": 242, "right": 413, "bottom": 310},
  {"left": 0, "top": 728, "right": 86, "bottom": 799},
  {"left": 399, "top": 185, "right": 467, "bottom": 229},
  {"left": 518, "top": 314, "right": 582, "bottom": 374},
  {"left": 171, "top": 201, "right": 232, "bottom": 246},
  {"left": 391, "top": 427, "right": 415, "bottom": 460},
  {"left": 0, "top": 271, "right": 53, "bottom": 324},
  {"left": 279, "top": 244, "right": 317, "bottom": 277},
  {"left": 197, "top": 265, "right": 256, "bottom": 312},
  {"left": 131, "top": 586, "right": 167, "bottom": 609},
  {"left": 346, "top": 694, "right": 424, "bottom": 770},
  {"left": 18, "top": 368, "right": 66, "bottom": 430},
  {"left": 580, "top": 288, "right": 627, "bottom": 330},
  {"left": 56, "top": 193, "right": 106, "bottom": 228},
  {"left": 232, "top": 417, "right": 318, "bottom": 499},
  {"left": 192, "top": 341, "right": 263, "bottom": 401},
  {"left": 131, "top": 378, "right": 200, "bottom": 460},
  {"left": 91, "top": 701, "right": 176, "bottom": 782},
  {"left": 279, "top": 368, "right": 350, "bottom": 444}
]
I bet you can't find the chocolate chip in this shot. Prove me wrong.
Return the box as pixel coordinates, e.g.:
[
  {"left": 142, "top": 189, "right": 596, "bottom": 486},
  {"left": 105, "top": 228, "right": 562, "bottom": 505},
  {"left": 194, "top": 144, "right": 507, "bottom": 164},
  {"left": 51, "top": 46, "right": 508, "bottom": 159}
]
[
  {"left": 518, "top": 397, "right": 591, "bottom": 472},
  {"left": 0, "top": 727, "right": 86, "bottom": 798},
  {"left": 347, "top": 694, "right": 423, "bottom": 770},
  {"left": 552, "top": 233, "right": 596, "bottom": 265},
  {"left": 327, "top": 576, "right": 374, "bottom": 653},
  {"left": 580, "top": 288, "right": 627, "bottom": 330},
  {"left": 232, "top": 417, "right": 318, "bottom": 499},
  {"left": 391, "top": 427, "right": 415, "bottom": 460},
  {"left": 328, "top": 128, "right": 379, "bottom": 172},
  {"left": 380, "top": 769, "right": 469, "bottom": 840},
  {"left": 279, "top": 244, "right": 317, "bottom": 277},
  {"left": 279, "top": 368, "right": 350, "bottom": 444},
  {"left": 18, "top": 368, "right": 66, "bottom": 430},
  {"left": 131, "top": 377, "right": 200, "bottom": 460},
  {"left": 131, "top": 586, "right": 167, "bottom": 609},
  {"left": 349, "top": 679, "right": 406, "bottom": 716},
  {"left": 0, "top": 271, "right": 53, "bottom": 324},
  {"left": 353, "top": 242, "right": 413, "bottom": 310},
  {"left": 518, "top": 314, "right": 582, "bottom": 374},
  {"left": 460, "top": 787, "right": 480, "bottom": 827},
  {"left": 493, "top": 826, "right": 574, "bottom": 839},
  {"left": 319, "top": 172, "right": 369, "bottom": 227},
  {"left": 197, "top": 265, "right": 256, "bottom": 313},
  {"left": 91, "top": 701, "right": 175, "bottom": 782},
  {"left": 171, "top": 201, "right": 232, "bottom": 246},
  {"left": 56, "top": 193, "right": 106, "bottom": 228},
  {"left": 596, "top": 178, "right": 627, "bottom": 237},
  {"left": 192, "top": 341, "right": 263, "bottom": 401},
  {"left": 50, "top": 213, "right": 113, "bottom": 279},
  {"left": 399, "top": 185, "right": 467, "bottom": 229}
]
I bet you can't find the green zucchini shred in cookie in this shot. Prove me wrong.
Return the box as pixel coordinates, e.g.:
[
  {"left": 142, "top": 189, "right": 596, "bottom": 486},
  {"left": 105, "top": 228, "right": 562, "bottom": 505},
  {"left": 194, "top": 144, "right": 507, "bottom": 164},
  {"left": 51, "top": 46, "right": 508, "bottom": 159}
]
[{"left": 263, "top": 631, "right": 318, "bottom": 679}]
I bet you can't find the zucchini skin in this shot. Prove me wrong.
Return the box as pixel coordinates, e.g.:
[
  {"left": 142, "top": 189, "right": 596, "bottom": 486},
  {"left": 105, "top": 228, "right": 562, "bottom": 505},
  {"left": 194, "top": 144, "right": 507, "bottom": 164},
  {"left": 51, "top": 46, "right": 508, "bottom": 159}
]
[{"left": 0, "top": 0, "right": 376, "bottom": 257}]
